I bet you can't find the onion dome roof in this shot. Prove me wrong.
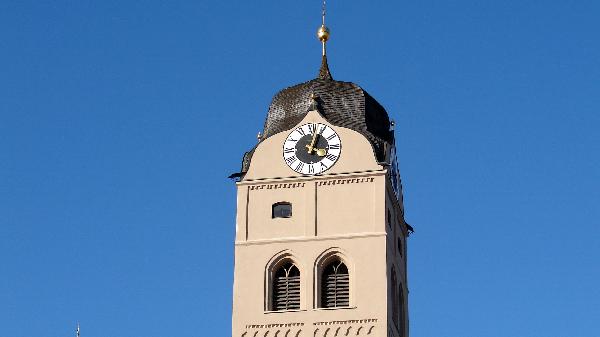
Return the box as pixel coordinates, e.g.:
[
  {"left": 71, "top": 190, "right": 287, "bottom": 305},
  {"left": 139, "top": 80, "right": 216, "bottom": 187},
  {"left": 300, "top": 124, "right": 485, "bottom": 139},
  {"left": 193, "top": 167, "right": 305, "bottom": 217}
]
[{"left": 239, "top": 56, "right": 394, "bottom": 174}]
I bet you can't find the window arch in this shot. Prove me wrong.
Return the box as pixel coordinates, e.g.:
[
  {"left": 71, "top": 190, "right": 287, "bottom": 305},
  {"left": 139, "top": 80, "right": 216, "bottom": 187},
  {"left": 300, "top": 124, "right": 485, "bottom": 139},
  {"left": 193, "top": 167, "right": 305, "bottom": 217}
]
[
  {"left": 320, "top": 259, "right": 350, "bottom": 308},
  {"left": 272, "top": 261, "right": 300, "bottom": 311}
]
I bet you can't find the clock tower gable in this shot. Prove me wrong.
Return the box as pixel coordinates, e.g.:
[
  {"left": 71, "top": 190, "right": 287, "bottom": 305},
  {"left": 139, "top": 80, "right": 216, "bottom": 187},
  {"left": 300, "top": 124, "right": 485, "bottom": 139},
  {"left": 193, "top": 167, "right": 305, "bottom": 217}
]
[{"left": 243, "top": 110, "right": 382, "bottom": 181}]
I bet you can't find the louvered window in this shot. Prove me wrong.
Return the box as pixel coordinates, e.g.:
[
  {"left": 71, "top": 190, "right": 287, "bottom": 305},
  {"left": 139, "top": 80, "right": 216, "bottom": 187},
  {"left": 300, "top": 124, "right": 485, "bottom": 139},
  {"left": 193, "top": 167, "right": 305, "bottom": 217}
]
[
  {"left": 321, "top": 260, "right": 349, "bottom": 308},
  {"left": 272, "top": 262, "right": 300, "bottom": 311}
]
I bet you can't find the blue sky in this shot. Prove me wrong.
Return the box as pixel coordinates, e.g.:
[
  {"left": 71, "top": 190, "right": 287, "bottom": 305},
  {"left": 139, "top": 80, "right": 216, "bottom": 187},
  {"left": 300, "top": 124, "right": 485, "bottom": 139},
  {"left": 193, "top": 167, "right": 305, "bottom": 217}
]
[{"left": 1, "top": 1, "right": 599, "bottom": 336}]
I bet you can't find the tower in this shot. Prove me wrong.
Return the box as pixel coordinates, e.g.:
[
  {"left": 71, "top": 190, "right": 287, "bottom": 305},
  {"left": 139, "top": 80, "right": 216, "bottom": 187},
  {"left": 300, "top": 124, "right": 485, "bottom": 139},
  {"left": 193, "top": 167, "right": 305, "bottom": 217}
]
[{"left": 230, "top": 5, "right": 411, "bottom": 337}]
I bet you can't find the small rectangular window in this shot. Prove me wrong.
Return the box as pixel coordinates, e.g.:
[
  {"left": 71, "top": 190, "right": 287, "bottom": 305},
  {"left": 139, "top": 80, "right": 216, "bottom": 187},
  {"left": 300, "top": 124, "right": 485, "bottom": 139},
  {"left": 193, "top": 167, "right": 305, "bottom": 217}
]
[{"left": 272, "top": 202, "right": 292, "bottom": 218}]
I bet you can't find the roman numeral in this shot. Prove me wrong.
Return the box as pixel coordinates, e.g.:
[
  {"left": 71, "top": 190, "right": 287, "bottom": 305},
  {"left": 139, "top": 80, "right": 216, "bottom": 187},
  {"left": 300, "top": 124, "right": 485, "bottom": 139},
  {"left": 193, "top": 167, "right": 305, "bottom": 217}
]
[
  {"left": 326, "top": 154, "right": 338, "bottom": 161},
  {"left": 329, "top": 144, "right": 340, "bottom": 150},
  {"left": 295, "top": 162, "right": 304, "bottom": 172},
  {"left": 320, "top": 162, "right": 328, "bottom": 169},
  {"left": 284, "top": 148, "right": 295, "bottom": 154},
  {"left": 308, "top": 124, "right": 317, "bottom": 134},
  {"left": 308, "top": 164, "right": 315, "bottom": 174},
  {"left": 326, "top": 134, "right": 336, "bottom": 141},
  {"left": 297, "top": 128, "right": 305, "bottom": 136},
  {"left": 287, "top": 138, "right": 297, "bottom": 143},
  {"left": 285, "top": 156, "right": 297, "bottom": 165}
]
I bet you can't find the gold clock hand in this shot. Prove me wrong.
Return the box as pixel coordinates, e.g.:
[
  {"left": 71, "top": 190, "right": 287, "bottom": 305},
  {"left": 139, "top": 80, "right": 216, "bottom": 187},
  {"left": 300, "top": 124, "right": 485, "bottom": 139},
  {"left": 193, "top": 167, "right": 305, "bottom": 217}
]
[
  {"left": 315, "top": 148, "right": 327, "bottom": 157},
  {"left": 306, "top": 127, "right": 319, "bottom": 153}
]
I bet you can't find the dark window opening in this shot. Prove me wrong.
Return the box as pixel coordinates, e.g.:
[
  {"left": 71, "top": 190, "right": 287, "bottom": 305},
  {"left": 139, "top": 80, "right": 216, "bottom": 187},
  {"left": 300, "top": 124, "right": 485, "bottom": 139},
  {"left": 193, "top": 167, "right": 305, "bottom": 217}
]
[
  {"left": 321, "top": 259, "right": 350, "bottom": 308},
  {"left": 398, "top": 237, "right": 403, "bottom": 257},
  {"left": 387, "top": 210, "right": 391, "bottom": 228},
  {"left": 272, "top": 202, "right": 292, "bottom": 218},
  {"left": 272, "top": 262, "right": 300, "bottom": 311}
]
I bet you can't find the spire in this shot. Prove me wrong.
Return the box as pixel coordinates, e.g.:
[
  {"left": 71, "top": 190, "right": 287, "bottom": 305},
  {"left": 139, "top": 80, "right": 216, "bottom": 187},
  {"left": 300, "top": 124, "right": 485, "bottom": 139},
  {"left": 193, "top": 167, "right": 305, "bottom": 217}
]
[
  {"left": 319, "top": 55, "right": 332, "bottom": 80},
  {"left": 317, "top": 0, "right": 332, "bottom": 80}
]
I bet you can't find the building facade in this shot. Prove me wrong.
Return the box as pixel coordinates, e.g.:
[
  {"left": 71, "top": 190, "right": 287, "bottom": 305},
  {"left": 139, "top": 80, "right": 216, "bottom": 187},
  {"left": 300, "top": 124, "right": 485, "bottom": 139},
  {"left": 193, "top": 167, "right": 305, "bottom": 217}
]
[{"left": 230, "top": 18, "right": 411, "bottom": 337}]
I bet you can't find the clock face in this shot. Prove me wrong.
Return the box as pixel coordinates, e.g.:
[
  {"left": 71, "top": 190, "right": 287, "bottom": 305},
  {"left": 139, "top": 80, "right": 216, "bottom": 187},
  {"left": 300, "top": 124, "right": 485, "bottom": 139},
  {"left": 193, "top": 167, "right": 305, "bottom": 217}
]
[{"left": 283, "top": 123, "right": 342, "bottom": 175}]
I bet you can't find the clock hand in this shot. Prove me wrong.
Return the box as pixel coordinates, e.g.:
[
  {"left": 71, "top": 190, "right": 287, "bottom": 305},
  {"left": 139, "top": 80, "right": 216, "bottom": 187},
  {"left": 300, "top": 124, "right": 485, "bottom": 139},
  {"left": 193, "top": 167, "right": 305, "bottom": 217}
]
[
  {"left": 315, "top": 148, "right": 327, "bottom": 157},
  {"left": 306, "top": 127, "right": 320, "bottom": 154}
]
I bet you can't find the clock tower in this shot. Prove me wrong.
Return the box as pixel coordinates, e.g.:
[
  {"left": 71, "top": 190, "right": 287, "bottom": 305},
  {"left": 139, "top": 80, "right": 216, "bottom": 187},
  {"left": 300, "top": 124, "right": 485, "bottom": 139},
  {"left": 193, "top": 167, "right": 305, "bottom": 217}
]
[{"left": 230, "top": 6, "right": 412, "bottom": 337}]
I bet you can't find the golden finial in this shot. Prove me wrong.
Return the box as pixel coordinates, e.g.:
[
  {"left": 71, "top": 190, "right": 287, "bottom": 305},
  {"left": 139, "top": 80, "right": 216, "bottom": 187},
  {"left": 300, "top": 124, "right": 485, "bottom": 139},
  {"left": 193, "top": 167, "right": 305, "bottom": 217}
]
[
  {"left": 317, "top": 26, "right": 330, "bottom": 43},
  {"left": 316, "top": 0, "right": 333, "bottom": 80},
  {"left": 317, "top": 0, "right": 330, "bottom": 56}
]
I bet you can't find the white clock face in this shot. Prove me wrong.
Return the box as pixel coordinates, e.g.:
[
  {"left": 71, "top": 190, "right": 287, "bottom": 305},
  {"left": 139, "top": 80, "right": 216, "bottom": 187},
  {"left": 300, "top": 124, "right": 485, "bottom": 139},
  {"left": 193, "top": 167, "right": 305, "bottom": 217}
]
[{"left": 282, "top": 123, "right": 342, "bottom": 175}]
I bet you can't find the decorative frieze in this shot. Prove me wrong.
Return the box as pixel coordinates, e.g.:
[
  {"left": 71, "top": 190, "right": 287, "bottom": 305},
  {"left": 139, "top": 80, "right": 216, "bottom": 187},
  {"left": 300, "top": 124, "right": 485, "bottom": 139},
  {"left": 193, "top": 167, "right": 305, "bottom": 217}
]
[
  {"left": 245, "top": 323, "right": 305, "bottom": 329},
  {"left": 241, "top": 319, "right": 377, "bottom": 337},
  {"left": 250, "top": 182, "right": 306, "bottom": 191},
  {"left": 313, "top": 318, "right": 378, "bottom": 326},
  {"left": 316, "top": 177, "right": 374, "bottom": 187},
  {"left": 240, "top": 328, "right": 302, "bottom": 337},
  {"left": 248, "top": 177, "right": 374, "bottom": 191}
]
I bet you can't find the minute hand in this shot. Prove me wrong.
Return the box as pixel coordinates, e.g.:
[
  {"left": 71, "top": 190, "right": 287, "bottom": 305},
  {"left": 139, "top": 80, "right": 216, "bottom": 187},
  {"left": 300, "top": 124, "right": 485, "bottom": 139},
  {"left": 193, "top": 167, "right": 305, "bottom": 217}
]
[{"left": 306, "top": 129, "right": 319, "bottom": 153}]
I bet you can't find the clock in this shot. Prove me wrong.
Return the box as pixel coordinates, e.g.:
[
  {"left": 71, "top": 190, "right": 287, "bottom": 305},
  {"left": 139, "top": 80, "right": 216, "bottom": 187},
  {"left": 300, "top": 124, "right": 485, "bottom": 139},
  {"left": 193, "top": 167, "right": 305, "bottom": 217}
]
[{"left": 282, "top": 123, "right": 342, "bottom": 175}]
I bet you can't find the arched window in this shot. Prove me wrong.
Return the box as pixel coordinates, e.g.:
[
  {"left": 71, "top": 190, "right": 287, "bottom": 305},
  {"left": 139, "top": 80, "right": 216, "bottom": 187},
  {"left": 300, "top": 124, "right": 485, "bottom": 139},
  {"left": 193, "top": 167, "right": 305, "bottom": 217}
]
[
  {"left": 321, "top": 259, "right": 349, "bottom": 308},
  {"left": 272, "top": 202, "right": 292, "bottom": 218},
  {"left": 272, "top": 262, "right": 300, "bottom": 311}
]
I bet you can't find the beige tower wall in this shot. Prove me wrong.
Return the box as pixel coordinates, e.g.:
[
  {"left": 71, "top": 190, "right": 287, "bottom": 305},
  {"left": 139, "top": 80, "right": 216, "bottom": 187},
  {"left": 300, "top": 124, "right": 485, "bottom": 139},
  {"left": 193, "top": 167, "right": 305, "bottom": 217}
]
[{"left": 231, "top": 111, "right": 407, "bottom": 337}]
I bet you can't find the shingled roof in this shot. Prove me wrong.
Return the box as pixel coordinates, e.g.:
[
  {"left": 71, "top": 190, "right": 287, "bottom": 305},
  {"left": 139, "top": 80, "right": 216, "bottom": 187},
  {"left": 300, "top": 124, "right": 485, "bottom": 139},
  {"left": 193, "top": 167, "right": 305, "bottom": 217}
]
[{"left": 239, "top": 57, "right": 394, "bottom": 174}]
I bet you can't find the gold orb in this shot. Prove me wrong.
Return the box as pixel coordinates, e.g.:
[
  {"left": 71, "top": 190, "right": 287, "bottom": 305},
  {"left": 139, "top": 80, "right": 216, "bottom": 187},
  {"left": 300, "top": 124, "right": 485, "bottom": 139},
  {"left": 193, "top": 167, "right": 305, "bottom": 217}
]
[{"left": 317, "top": 25, "right": 330, "bottom": 42}]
